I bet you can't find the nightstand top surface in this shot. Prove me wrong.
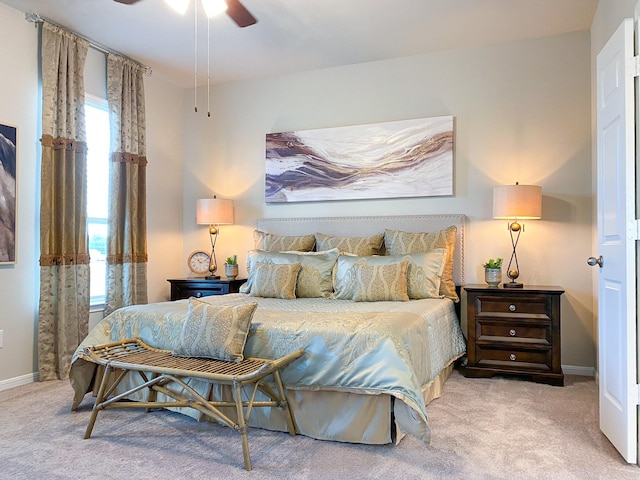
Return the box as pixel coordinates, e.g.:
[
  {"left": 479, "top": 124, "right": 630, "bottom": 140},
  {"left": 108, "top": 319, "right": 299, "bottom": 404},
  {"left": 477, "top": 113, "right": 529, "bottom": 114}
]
[
  {"left": 464, "top": 284, "right": 564, "bottom": 294},
  {"left": 167, "top": 278, "right": 245, "bottom": 284}
]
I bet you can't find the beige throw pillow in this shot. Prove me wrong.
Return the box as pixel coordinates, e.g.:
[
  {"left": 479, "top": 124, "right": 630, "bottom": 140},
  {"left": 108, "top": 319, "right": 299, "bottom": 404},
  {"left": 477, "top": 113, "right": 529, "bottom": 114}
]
[
  {"left": 173, "top": 299, "right": 258, "bottom": 362},
  {"left": 243, "top": 249, "right": 339, "bottom": 298},
  {"left": 384, "top": 226, "right": 458, "bottom": 301},
  {"left": 249, "top": 262, "right": 301, "bottom": 299},
  {"left": 253, "top": 230, "right": 315, "bottom": 252},
  {"left": 315, "top": 232, "right": 384, "bottom": 256},
  {"left": 350, "top": 260, "right": 410, "bottom": 302}
]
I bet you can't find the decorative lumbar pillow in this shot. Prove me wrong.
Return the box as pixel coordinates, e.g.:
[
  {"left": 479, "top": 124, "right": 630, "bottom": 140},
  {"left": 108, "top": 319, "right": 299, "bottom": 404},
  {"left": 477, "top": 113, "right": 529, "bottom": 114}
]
[
  {"left": 405, "top": 249, "right": 447, "bottom": 299},
  {"left": 350, "top": 260, "right": 410, "bottom": 302},
  {"left": 253, "top": 230, "right": 315, "bottom": 252},
  {"left": 315, "top": 232, "right": 384, "bottom": 256},
  {"left": 173, "top": 299, "right": 258, "bottom": 362},
  {"left": 384, "top": 226, "right": 458, "bottom": 301},
  {"left": 249, "top": 262, "right": 301, "bottom": 299}
]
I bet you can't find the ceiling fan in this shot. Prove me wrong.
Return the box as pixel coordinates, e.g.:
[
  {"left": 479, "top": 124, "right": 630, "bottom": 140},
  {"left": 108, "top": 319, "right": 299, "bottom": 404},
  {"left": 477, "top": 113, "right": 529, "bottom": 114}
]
[{"left": 113, "top": 0, "right": 257, "bottom": 28}]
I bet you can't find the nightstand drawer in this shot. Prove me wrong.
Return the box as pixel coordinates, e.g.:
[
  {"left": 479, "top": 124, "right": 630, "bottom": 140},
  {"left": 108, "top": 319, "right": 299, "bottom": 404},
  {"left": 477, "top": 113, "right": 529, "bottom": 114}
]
[
  {"left": 167, "top": 278, "right": 245, "bottom": 301},
  {"left": 476, "top": 296, "right": 551, "bottom": 317},
  {"left": 180, "top": 285, "right": 229, "bottom": 298},
  {"left": 476, "top": 345, "right": 552, "bottom": 371},
  {"left": 477, "top": 320, "right": 551, "bottom": 345}
]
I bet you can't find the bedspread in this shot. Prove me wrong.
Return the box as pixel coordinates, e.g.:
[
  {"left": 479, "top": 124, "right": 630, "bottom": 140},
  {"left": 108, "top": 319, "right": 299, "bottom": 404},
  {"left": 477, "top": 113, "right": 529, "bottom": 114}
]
[{"left": 70, "top": 294, "right": 465, "bottom": 444}]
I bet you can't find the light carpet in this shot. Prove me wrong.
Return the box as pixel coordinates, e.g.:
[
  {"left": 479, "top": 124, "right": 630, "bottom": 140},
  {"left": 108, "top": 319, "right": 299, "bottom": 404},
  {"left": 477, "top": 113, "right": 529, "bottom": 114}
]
[{"left": 0, "top": 370, "right": 637, "bottom": 479}]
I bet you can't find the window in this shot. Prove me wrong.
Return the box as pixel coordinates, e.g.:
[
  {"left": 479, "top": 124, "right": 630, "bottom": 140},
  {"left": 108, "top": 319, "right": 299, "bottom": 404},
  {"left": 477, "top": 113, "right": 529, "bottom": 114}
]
[{"left": 85, "top": 97, "right": 110, "bottom": 306}]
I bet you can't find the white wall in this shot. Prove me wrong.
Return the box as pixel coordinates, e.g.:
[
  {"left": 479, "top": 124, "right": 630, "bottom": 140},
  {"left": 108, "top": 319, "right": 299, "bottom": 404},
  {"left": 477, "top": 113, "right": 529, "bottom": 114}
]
[
  {"left": 0, "top": 4, "right": 40, "bottom": 386},
  {"left": 182, "top": 31, "right": 595, "bottom": 369},
  {"left": 0, "top": 2, "right": 185, "bottom": 385}
]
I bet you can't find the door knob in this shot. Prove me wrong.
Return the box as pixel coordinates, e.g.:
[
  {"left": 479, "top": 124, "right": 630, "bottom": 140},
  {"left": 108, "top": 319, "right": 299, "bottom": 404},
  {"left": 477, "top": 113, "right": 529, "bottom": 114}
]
[{"left": 587, "top": 256, "right": 603, "bottom": 268}]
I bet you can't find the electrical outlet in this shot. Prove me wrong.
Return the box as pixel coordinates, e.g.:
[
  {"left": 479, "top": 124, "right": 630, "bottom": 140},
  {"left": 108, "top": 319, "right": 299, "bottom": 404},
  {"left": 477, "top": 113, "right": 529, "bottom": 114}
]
[{"left": 0, "top": 330, "right": 3, "bottom": 348}]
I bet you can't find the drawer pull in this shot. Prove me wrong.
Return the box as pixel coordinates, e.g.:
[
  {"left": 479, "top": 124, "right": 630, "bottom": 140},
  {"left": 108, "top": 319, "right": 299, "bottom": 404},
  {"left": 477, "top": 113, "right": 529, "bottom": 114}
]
[
  {"left": 509, "top": 329, "right": 517, "bottom": 337},
  {"left": 195, "top": 291, "right": 203, "bottom": 298},
  {"left": 508, "top": 304, "right": 516, "bottom": 312},
  {"left": 509, "top": 353, "right": 517, "bottom": 361}
]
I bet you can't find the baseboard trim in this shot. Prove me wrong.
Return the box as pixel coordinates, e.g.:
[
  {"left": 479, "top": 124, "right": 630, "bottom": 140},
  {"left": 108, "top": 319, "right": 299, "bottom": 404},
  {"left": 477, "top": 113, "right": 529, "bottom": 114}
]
[
  {"left": 562, "top": 365, "right": 596, "bottom": 377},
  {"left": 0, "top": 372, "right": 38, "bottom": 392}
]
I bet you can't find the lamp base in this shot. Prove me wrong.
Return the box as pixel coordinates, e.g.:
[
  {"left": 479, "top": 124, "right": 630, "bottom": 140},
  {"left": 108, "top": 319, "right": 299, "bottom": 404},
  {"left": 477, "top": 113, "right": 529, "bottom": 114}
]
[
  {"left": 205, "top": 275, "right": 221, "bottom": 280},
  {"left": 503, "top": 281, "right": 523, "bottom": 288}
]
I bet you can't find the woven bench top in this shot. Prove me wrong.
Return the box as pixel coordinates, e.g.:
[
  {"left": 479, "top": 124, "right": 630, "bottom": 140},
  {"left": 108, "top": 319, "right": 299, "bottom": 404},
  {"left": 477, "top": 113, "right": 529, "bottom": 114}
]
[{"left": 81, "top": 338, "right": 303, "bottom": 383}]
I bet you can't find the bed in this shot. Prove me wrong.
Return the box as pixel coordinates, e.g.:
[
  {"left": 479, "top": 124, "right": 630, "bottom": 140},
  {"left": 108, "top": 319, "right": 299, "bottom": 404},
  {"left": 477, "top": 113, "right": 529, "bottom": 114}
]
[{"left": 69, "top": 214, "right": 467, "bottom": 446}]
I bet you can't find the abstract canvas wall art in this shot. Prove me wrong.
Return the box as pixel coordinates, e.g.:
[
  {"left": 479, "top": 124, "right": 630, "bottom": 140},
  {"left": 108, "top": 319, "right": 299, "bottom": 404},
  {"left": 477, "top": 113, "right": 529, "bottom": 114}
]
[
  {"left": 0, "top": 122, "right": 16, "bottom": 264},
  {"left": 265, "top": 116, "right": 453, "bottom": 203}
]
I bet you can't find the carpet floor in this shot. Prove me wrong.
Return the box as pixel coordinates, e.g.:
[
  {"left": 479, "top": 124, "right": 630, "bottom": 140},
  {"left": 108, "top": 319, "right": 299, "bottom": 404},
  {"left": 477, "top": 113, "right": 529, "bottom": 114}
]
[{"left": 0, "top": 370, "right": 637, "bottom": 479}]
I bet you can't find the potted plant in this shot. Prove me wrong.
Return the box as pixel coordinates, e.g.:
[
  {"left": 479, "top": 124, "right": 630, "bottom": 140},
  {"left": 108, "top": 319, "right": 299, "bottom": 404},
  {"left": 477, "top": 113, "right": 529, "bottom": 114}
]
[
  {"left": 224, "top": 255, "right": 239, "bottom": 280},
  {"left": 483, "top": 257, "right": 503, "bottom": 287}
]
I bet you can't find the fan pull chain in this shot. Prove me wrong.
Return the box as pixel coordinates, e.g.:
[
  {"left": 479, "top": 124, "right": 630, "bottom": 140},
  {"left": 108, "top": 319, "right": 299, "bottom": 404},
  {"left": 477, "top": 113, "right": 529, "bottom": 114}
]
[
  {"left": 207, "top": 15, "right": 211, "bottom": 117},
  {"left": 194, "top": 1, "right": 198, "bottom": 113}
]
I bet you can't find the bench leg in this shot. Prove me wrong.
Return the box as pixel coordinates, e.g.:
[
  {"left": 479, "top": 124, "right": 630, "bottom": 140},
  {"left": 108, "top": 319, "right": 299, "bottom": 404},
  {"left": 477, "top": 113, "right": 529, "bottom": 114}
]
[
  {"left": 233, "top": 380, "right": 252, "bottom": 471},
  {"left": 84, "top": 364, "right": 112, "bottom": 439},
  {"left": 273, "top": 369, "right": 297, "bottom": 436}
]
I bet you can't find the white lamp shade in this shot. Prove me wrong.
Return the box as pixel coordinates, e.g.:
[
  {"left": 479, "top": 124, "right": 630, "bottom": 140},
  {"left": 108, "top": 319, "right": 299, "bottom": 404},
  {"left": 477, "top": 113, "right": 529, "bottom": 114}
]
[
  {"left": 196, "top": 198, "right": 234, "bottom": 225},
  {"left": 493, "top": 184, "right": 542, "bottom": 220},
  {"left": 201, "top": 0, "right": 228, "bottom": 17},
  {"left": 165, "top": 0, "right": 189, "bottom": 15}
]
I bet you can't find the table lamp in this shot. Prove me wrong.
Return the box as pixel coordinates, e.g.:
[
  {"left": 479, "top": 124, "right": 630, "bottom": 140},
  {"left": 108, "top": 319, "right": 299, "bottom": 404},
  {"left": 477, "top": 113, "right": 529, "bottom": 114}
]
[
  {"left": 492, "top": 183, "right": 542, "bottom": 288},
  {"left": 196, "top": 196, "right": 234, "bottom": 278}
]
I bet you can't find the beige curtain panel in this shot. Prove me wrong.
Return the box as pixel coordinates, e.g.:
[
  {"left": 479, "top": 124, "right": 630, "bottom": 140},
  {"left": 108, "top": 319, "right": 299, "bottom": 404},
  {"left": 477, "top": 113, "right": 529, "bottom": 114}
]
[
  {"left": 104, "top": 54, "right": 148, "bottom": 315},
  {"left": 38, "top": 22, "right": 90, "bottom": 381}
]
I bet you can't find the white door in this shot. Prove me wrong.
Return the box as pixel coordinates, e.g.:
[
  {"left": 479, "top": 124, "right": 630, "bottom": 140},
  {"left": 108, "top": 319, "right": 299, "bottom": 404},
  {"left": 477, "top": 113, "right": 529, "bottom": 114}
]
[{"left": 595, "top": 17, "right": 637, "bottom": 464}]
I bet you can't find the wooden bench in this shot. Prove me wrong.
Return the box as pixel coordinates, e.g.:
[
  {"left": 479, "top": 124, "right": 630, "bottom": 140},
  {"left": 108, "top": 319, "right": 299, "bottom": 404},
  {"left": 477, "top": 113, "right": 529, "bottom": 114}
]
[{"left": 80, "top": 338, "right": 304, "bottom": 471}]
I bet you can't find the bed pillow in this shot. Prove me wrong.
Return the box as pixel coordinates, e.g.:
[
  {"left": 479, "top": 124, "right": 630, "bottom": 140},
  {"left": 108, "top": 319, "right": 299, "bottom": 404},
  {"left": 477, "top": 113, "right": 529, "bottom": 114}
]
[
  {"left": 315, "top": 232, "right": 384, "bottom": 256},
  {"left": 405, "top": 249, "right": 447, "bottom": 299},
  {"left": 253, "top": 230, "right": 315, "bottom": 252},
  {"left": 333, "top": 252, "right": 446, "bottom": 300},
  {"left": 350, "top": 260, "right": 410, "bottom": 302},
  {"left": 243, "top": 249, "right": 339, "bottom": 298},
  {"left": 384, "top": 226, "right": 458, "bottom": 301},
  {"left": 333, "top": 254, "right": 406, "bottom": 299},
  {"left": 173, "top": 298, "right": 258, "bottom": 362},
  {"left": 249, "top": 262, "right": 301, "bottom": 299},
  {"left": 284, "top": 249, "right": 340, "bottom": 297}
]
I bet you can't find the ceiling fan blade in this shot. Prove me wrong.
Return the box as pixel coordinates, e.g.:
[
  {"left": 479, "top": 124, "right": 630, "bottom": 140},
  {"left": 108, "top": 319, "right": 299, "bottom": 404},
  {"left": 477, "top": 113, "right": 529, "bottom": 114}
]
[
  {"left": 225, "top": 0, "right": 257, "bottom": 27},
  {"left": 113, "top": 0, "right": 142, "bottom": 4}
]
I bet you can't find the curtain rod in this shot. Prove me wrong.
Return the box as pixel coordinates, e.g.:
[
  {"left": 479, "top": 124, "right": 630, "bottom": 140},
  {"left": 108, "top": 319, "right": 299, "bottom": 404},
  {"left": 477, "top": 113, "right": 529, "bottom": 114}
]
[{"left": 24, "top": 12, "right": 152, "bottom": 76}]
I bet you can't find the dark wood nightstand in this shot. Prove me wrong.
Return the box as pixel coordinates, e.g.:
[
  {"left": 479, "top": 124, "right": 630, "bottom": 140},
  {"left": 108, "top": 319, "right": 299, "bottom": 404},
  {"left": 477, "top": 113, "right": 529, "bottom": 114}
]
[
  {"left": 167, "top": 278, "right": 245, "bottom": 301},
  {"left": 461, "top": 284, "right": 565, "bottom": 386}
]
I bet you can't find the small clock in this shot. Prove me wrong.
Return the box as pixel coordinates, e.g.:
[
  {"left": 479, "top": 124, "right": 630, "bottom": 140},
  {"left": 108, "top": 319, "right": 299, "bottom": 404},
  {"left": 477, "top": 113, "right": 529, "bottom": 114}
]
[{"left": 187, "top": 250, "right": 211, "bottom": 276}]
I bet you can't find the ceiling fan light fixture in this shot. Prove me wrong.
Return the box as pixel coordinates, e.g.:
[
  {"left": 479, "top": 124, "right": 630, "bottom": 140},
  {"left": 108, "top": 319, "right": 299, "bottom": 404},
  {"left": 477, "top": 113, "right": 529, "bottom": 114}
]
[
  {"left": 201, "top": 0, "right": 228, "bottom": 18},
  {"left": 165, "top": 0, "right": 189, "bottom": 15}
]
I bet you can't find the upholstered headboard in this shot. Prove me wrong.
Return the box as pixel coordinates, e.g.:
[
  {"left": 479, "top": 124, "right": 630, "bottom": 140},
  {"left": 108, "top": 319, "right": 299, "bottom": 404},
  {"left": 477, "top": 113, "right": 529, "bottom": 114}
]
[{"left": 256, "top": 214, "right": 467, "bottom": 286}]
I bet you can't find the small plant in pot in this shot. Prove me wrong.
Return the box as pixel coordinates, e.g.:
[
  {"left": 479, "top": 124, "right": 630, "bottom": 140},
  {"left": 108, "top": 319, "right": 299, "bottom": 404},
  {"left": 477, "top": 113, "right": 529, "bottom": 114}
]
[
  {"left": 225, "top": 255, "right": 239, "bottom": 280},
  {"left": 483, "top": 257, "right": 503, "bottom": 287}
]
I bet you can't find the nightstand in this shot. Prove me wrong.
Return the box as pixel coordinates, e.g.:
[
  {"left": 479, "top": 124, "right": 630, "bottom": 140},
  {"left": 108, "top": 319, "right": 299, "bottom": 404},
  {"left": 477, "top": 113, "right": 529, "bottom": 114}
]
[
  {"left": 167, "top": 278, "right": 245, "bottom": 301},
  {"left": 461, "top": 284, "right": 564, "bottom": 386}
]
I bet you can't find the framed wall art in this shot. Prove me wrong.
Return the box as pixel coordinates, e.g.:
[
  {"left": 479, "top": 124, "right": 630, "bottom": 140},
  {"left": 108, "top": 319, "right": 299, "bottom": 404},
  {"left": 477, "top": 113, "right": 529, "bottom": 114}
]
[
  {"left": 265, "top": 115, "right": 454, "bottom": 203},
  {"left": 0, "top": 122, "right": 16, "bottom": 264}
]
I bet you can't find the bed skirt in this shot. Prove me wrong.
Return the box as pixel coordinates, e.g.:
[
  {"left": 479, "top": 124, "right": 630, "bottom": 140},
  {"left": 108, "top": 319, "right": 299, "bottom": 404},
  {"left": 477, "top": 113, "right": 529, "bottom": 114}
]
[{"left": 84, "top": 359, "right": 457, "bottom": 445}]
